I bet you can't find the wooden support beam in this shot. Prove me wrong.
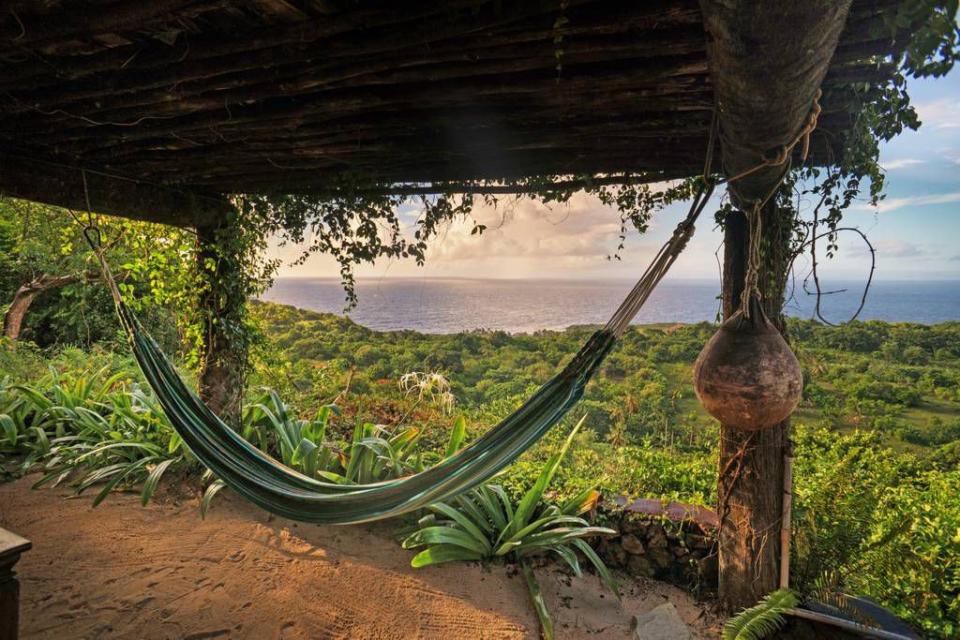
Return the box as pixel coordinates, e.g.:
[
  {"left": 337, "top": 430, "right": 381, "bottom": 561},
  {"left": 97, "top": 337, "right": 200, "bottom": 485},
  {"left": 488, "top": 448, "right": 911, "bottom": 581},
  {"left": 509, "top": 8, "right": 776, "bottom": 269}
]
[
  {"left": 717, "top": 205, "right": 792, "bottom": 612},
  {"left": 699, "top": 0, "right": 854, "bottom": 205},
  {"left": 0, "top": 528, "right": 31, "bottom": 640},
  {"left": 700, "top": 0, "right": 854, "bottom": 611},
  {"left": 0, "top": 154, "right": 233, "bottom": 228}
]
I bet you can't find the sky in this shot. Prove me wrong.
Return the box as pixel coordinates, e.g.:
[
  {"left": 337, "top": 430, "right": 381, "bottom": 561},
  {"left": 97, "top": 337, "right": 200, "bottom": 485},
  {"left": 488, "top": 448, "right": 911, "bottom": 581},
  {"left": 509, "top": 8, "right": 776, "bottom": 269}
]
[{"left": 267, "top": 69, "right": 960, "bottom": 284}]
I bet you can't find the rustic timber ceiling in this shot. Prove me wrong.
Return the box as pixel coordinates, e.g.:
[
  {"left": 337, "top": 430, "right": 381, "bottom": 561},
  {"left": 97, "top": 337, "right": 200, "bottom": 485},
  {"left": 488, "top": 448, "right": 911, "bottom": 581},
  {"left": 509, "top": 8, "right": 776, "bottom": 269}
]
[{"left": 0, "top": 0, "right": 910, "bottom": 225}]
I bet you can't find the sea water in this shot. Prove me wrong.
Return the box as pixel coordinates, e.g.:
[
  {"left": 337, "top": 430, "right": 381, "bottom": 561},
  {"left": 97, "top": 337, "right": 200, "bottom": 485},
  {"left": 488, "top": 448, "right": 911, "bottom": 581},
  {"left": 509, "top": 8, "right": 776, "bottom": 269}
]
[{"left": 261, "top": 278, "right": 960, "bottom": 334}]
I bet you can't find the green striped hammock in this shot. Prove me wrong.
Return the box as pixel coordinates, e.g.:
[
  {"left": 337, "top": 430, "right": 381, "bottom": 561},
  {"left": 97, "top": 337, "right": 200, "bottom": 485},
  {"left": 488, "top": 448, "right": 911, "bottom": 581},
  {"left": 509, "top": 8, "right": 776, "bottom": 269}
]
[{"left": 91, "top": 184, "right": 710, "bottom": 524}]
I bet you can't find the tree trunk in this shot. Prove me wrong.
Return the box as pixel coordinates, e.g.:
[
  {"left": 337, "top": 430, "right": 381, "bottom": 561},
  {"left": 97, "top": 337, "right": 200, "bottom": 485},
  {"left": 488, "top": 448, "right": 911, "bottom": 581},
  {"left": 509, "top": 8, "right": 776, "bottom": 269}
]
[
  {"left": 195, "top": 222, "right": 245, "bottom": 423},
  {"left": 717, "top": 202, "right": 793, "bottom": 612},
  {"left": 699, "top": 0, "right": 853, "bottom": 207},
  {"left": 3, "top": 274, "right": 87, "bottom": 341}
]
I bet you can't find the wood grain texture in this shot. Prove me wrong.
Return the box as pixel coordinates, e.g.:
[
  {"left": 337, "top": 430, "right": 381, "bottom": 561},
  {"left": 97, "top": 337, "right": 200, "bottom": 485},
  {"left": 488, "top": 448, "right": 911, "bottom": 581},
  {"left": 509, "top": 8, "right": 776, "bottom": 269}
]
[{"left": 0, "top": 0, "right": 911, "bottom": 226}]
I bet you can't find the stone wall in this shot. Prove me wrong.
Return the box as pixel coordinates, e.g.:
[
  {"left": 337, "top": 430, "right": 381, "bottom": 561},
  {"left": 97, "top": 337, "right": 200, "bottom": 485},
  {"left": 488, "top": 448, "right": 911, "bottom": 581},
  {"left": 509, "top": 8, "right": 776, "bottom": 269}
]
[{"left": 594, "top": 496, "right": 719, "bottom": 596}]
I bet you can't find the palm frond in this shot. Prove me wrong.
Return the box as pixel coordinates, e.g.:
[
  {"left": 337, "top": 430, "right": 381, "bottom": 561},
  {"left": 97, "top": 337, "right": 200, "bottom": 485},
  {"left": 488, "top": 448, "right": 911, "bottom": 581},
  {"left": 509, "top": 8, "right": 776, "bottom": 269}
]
[{"left": 723, "top": 589, "right": 799, "bottom": 640}]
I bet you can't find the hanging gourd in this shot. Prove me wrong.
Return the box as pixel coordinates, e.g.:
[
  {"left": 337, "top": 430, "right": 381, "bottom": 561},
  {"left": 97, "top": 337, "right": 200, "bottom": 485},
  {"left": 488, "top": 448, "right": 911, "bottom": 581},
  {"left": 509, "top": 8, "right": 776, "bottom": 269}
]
[{"left": 693, "top": 207, "right": 802, "bottom": 430}]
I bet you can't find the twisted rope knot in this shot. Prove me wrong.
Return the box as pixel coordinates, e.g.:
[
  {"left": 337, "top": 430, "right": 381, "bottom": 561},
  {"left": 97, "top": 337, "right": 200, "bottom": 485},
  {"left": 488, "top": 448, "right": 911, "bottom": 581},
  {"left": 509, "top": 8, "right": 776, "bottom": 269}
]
[
  {"left": 673, "top": 220, "right": 696, "bottom": 253},
  {"left": 726, "top": 88, "right": 823, "bottom": 186}
]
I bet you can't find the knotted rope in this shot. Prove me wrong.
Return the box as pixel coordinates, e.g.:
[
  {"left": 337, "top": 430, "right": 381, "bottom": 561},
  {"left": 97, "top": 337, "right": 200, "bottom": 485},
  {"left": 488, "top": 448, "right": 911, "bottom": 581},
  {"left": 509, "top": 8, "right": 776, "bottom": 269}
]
[
  {"left": 727, "top": 90, "right": 822, "bottom": 317},
  {"left": 604, "top": 110, "right": 719, "bottom": 337},
  {"left": 741, "top": 202, "right": 764, "bottom": 318},
  {"left": 724, "top": 89, "right": 822, "bottom": 187}
]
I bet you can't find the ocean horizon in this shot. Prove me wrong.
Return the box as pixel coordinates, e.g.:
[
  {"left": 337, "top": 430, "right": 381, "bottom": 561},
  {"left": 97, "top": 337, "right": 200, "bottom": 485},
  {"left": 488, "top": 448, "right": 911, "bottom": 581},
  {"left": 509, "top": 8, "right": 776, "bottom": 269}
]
[{"left": 260, "top": 277, "right": 960, "bottom": 334}]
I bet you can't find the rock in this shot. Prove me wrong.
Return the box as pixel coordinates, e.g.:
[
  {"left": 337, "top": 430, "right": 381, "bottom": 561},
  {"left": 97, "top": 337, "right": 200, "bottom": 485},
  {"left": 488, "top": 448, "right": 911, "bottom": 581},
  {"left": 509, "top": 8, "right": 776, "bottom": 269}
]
[
  {"left": 632, "top": 603, "right": 692, "bottom": 640},
  {"left": 608, "top": 542, "right": 628, "bottom": 567},
  {"left": 685, "top": 533, "right": 711, "bottom": 550},
  {"left": 623, "top": 517, "right": 649, "bottom": 535},
  {"left": 647, "top": 546, "right": 674, "bottom": 570},
  {"left": 622, "top": 534, "right": 646, "bottom": 555},
  {"left": 627, "top": 555, "right": 654, "bottom": 577},
  {"left": 647, "top": 529, "right": 668, "bottom": 548}
]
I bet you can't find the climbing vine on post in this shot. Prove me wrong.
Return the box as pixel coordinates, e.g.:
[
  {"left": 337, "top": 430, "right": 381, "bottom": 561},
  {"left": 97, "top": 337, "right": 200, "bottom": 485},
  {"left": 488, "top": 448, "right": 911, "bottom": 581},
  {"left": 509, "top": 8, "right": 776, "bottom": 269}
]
[{"left": 194, "top": 204, "right": 278, "bottom": 422}]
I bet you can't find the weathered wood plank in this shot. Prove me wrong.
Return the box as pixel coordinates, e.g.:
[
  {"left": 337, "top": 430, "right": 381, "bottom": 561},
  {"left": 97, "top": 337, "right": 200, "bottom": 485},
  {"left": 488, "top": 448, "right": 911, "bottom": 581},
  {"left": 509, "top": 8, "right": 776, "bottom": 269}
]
[{"left": 0, "top": 155, "right": 232, "bottom": 228}]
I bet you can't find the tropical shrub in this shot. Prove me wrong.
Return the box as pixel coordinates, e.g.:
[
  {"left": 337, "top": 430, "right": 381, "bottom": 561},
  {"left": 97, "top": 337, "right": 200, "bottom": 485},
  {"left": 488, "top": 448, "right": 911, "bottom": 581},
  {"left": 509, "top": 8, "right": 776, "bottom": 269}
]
[
  {"left": 5, "top": 364, "right": 194, "bottom": 505},
  {"left": 402, "top": 419, "right": 618, "bottom": 640}
]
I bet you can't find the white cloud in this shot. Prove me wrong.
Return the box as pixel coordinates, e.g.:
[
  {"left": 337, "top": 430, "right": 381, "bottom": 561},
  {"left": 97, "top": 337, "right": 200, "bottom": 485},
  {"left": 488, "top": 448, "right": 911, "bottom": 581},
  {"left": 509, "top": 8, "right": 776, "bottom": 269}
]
[
  {"left": 916, "top": 99, "right": 960, "bottom": 130},
  {"left": 848, "top": 239, "right": 925, "bottom": 259},
  {"left": 422, "top": 192, "right": 628, "bottom": 263},
  {"left": 856, "top": 191, "right": 960, "bottom": 213},
  {"left": 880, "top": 158, "right": 924, "bottom": 170},
  {"left": 943, "top": 149, "right": 960, "bottom": 166}
]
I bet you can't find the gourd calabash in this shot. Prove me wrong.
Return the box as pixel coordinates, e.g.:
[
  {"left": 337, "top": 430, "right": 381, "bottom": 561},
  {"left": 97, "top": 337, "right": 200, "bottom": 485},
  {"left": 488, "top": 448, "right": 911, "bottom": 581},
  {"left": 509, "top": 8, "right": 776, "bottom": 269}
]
[{"left": 693, "top": 295, "right": 802, "bottom": 430}]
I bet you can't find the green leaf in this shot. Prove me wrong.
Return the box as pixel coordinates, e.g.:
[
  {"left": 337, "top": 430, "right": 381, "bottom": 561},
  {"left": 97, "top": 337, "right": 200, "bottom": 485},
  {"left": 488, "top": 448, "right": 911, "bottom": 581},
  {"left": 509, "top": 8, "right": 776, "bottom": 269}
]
[
  {"left": 141, "top": 458, "right": 177, "bottom": 505},
  {"left": 509, "top": 415, "right": 586, "bottom": 538},
  {"left": 445, "top": 415, "right": 467, "bottom": 457},
  {"left": 410, "top": 544, "right": 483, "bottom": 568},
  {"left": 475, "top": 485, "right": 508, "bottom": 531},
  {"left": 401, "top": 526, "right": 489, "bottom": 554},
  {"left": 560, "top": 487, "right": 600, "bottom": 516},
  {"left": 455, "top": 494, "right": 495, "bottom": 535},
  {"left": 428, "top": 502, "right": 491, "bottom": 554},
  {"left": 495, "top": 516, "right": 590, "bottom": 555},
  {"left": 571, "top": 538, "right": 620, "bottom": 600},
  {"left": 549, "top": 545, "right": 582, "bottom": 577},
  {"left": 0, "top": 414, "right": 18, "bottom": 446},
  {"left": 91, "top": 457, "right": 154, "bottom": 507},
  {"left": 200, "top": 479, "right": 227, "bottom": 519},
  {"left": 521, "top": 560, "right": 554, "bottom": 640},
  {"left": 722, "top": 588, "right": 798, "bottom": 640}
]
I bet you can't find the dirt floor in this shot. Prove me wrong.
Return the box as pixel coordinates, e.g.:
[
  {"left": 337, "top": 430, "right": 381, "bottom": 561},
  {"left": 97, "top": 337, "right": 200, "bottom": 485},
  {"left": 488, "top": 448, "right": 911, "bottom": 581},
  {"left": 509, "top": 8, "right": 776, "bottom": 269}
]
[{"left": 0, "top": 476, "right": 721, "bottom": 639}]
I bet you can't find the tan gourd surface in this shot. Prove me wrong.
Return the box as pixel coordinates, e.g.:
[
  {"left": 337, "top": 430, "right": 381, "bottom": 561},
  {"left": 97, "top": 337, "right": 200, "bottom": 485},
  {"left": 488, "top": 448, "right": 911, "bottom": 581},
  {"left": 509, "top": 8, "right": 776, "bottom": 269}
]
[{"left": 693, "top": 297, "right": 803, "bottom": 431}]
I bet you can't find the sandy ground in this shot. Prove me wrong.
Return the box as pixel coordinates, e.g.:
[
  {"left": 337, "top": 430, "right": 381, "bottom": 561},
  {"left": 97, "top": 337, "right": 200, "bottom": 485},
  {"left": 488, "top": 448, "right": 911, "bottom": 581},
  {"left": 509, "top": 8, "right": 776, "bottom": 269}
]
[{"left": 0, "top": 476, "right": 721, "bottom": 639}]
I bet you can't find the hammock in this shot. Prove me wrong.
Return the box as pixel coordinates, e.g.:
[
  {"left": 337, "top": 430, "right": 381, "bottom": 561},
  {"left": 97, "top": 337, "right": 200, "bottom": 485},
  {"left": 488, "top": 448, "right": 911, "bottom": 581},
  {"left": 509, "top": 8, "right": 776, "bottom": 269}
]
[{"left": 87, "top": 183, "right": 713, "bottom": 524}]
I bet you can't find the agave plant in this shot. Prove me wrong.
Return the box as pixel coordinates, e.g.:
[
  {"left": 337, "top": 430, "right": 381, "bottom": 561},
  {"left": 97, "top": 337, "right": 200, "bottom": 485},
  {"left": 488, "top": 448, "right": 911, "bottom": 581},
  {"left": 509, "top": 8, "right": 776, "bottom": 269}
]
[
  {"left": 241, "top": 388, "right": 468, "bottom": 484},
  {"left": 242, "top": 388, "right": 339, "bottom": 479},
  {"left": 402, "top": 416, "right": 618, "bottom": 640},
  {"left": 11, "top": 371, "right": 191, "bottom": 506}
]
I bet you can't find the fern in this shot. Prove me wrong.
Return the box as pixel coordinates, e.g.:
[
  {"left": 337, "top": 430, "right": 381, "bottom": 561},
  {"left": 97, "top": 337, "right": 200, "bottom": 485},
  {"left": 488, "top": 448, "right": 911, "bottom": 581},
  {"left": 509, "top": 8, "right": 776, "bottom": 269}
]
[{"left": 723, "top": 589, "right": 799, "bottom": 640}]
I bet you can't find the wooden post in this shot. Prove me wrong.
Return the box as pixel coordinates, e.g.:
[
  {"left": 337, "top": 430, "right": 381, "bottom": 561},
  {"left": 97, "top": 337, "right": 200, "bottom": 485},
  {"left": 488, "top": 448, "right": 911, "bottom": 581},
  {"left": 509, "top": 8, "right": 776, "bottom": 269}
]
[
  {"left": 0, "top": 528, "right": 31, "bottom": 640},
  {"left": 780, "top": 443, "right": 794, "bottom": 589},
  {"left": 717, "top": 203, "right": 793, "bottom": 611},
  {"left": 195, "top": 219, "right": 245, "bottom": 423}
]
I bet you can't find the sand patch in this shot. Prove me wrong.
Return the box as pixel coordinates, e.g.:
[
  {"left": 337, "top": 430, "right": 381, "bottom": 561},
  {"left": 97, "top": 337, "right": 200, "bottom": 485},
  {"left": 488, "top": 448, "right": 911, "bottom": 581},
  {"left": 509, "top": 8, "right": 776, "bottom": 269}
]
[{"left": 0, "top": 477, "right": 720, "bottom": 639}]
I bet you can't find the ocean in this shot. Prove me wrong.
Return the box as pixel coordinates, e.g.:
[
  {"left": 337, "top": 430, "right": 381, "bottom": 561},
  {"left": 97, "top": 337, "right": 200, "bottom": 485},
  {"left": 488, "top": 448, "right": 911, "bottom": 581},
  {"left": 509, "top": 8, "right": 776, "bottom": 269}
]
[{"left": 261, "top": 278, "right": 960, "bottom": 334}]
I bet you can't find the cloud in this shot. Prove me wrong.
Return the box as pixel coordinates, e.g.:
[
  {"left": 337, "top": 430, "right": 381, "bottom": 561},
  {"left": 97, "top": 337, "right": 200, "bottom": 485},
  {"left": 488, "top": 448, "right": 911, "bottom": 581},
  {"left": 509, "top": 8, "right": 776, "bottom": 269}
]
[
  {"left": 916, "top": 99, "right": 960, "bottom": 130},
  {"left": 880, "top": 158, "right": 924, "bottom": 170},
  {"left": 856, "top": 191, "right": 960, "bottom": 213},
  {"left": 876, "top": 240, "right": 926, "bottom": 258},
  {"left": 847, "top": 239, "right": 926, "bottom": 260},
  {"left": 423, "top": 192, "right": 627, "bottom": 263},
  {"left": 943, "top": 149, "right": 960, "bottom": 166}
]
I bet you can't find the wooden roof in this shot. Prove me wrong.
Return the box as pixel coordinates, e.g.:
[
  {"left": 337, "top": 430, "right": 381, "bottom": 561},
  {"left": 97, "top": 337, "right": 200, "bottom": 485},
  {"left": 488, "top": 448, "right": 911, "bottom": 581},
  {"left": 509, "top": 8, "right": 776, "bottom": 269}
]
[{"left": 0, "top": 0, "right": 909, "bottom": 225}]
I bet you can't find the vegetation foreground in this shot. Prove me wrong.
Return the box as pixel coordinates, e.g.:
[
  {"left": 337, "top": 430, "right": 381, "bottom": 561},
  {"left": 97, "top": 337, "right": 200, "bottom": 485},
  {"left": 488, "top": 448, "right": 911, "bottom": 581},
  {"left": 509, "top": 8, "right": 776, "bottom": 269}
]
[{"left": 1, "top": 302, "right": 958, "bottom": 637}]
